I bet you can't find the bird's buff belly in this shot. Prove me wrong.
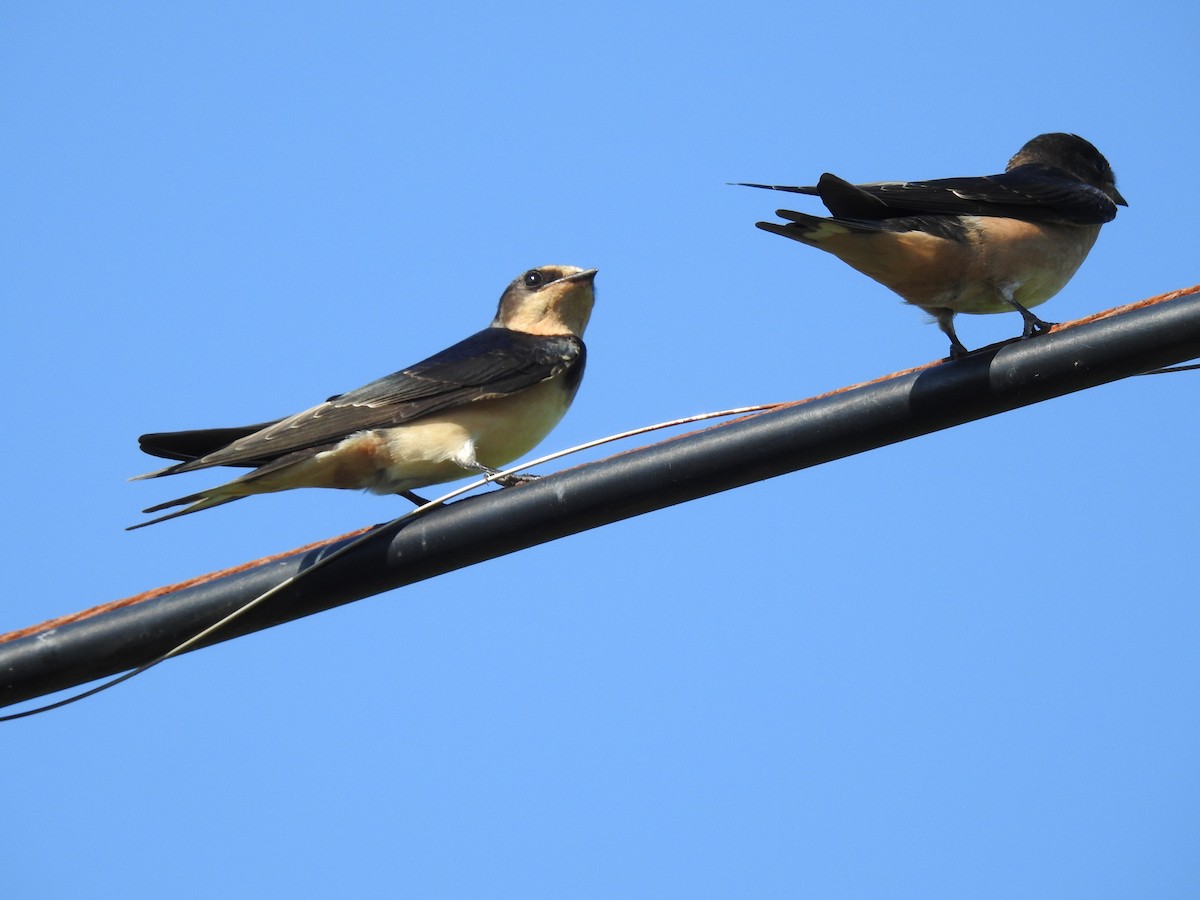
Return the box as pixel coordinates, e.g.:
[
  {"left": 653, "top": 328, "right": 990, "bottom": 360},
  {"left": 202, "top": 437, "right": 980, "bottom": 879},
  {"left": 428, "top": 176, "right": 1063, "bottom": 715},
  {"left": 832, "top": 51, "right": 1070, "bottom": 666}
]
[
  {"left": 923, "top": 218, "right": 1101, "bottom": 315},
  {"left": 307, "top": 378, "right": 573, "bottom": 494}
]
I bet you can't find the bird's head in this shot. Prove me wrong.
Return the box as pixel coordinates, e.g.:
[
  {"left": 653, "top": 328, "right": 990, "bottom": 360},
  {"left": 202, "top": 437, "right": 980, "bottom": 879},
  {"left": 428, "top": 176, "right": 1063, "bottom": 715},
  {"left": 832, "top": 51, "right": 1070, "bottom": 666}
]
[
  {"left": 493, "top": 265, "right": 598, "bottom": 337},
  {"left": 1009, "top": 133, "right": 1128, "bottom": 208}
]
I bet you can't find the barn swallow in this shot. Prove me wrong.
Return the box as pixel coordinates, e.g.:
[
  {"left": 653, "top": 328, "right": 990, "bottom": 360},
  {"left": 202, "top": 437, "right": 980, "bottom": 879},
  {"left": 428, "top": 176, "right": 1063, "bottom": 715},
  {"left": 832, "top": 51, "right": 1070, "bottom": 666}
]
[
  {"left": 129, "top": 265, "right": 597, "bottom": 529},
  {"left": 740, "top": 133, "right": 1127, "bottom": 357}
]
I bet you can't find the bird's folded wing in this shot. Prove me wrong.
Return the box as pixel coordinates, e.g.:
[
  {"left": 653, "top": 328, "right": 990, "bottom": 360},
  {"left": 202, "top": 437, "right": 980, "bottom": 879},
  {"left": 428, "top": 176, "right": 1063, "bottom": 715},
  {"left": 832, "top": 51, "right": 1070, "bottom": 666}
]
[
  {"left": 835, "top": 166, "right": 1119, "bottom": 224},
  {"left": 143, "top": 328, "right": 584, "bottom": 473}
]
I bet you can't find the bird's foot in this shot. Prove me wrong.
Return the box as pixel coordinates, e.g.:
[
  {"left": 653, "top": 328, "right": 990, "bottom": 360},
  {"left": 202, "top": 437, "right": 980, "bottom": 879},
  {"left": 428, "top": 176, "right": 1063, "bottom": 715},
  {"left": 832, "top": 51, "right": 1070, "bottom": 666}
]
[
  {"left": 1020, "top": 314, "right": 1056, "bottom": 338},
  {"left": 472, "top": 464, "right": 538, "bottom": 488},
  {"left": 495, "top": 473, "right": 538, "bottom": 488},
  {"left": 946, "top": 336, "right": 971, "bottom": 360},
  {"left": 1004, "top": 296, "right": 1056, "bottom": 338}
]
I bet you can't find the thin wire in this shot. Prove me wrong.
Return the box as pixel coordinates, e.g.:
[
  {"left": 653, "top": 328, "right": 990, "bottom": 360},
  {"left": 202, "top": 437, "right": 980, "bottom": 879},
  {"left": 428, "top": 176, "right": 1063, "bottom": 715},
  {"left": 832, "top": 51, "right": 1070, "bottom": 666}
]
[{"left": 0, "top": 402, "right": 782, "bottom": 721}]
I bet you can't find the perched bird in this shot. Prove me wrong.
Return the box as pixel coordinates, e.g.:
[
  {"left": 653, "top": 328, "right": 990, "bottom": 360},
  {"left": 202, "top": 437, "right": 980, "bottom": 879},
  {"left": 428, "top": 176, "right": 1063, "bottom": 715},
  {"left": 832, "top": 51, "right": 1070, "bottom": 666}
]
[
  {"left": 741, "top": 133, "right": 1126, "bottom": 357},
  {"left": 130, "top": 265, "right": 597, "bottom": 528}
]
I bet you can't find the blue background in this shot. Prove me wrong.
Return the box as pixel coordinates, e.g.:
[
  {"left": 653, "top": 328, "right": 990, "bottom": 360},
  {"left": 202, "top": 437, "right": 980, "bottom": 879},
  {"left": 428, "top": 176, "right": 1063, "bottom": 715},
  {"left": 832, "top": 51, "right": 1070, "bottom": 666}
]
[{"left": 4, "top": 2, "right": 1198, "bottom": 897}]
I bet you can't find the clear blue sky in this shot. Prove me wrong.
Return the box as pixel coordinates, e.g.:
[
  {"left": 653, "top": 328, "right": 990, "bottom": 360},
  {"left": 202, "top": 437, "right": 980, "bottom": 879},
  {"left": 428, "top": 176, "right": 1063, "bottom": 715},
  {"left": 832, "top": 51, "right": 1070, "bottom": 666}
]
[{"left": 4, "top": 2, "right": 1198, "bottom": 897}]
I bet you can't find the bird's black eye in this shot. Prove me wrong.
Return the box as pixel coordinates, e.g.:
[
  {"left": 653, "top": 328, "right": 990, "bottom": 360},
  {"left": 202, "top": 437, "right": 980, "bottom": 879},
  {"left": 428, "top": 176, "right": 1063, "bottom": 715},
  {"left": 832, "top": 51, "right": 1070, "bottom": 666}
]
[{"left": 523, "top": 270, "right": 545, "bottom": 288}]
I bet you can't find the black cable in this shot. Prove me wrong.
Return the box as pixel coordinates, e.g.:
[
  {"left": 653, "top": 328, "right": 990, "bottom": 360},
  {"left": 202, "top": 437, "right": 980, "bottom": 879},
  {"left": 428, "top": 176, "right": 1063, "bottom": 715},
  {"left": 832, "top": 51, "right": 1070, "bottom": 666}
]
[{"left": 3, "top": 287, "right": 1199, "bottom": 712}]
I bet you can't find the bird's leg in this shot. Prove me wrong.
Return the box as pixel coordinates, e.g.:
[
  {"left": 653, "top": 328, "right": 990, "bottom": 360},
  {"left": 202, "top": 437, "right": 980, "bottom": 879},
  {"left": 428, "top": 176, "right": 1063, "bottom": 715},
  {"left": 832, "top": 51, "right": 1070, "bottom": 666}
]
[
  {"left": 398, "top": 490, "right": 430, "bottom": 505},
  {"left": 1002, "top": 293, "right": 1056, "bottom": 338},
  {"left": 933, "top": 308, "right": 971, "bottom": 359}
]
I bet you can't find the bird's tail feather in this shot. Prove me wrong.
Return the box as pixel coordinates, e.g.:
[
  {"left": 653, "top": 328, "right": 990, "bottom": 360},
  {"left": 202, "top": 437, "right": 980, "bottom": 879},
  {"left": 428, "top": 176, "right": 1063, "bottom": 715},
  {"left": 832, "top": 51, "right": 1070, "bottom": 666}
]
[
  {"left": 731, "top": 181, "right": 819, "bottom": 195},
  {"left": 127, "top": 492, "right": 242, "bottom": 530},
  {"left": 128, "top": 461, "right": 191, "bottom": 482},
  {"left": 756, "top": 211, "right": 881, "bottom": 246},
  {"left": 128, "top": 452, "right": 313, "bottom": 529}
]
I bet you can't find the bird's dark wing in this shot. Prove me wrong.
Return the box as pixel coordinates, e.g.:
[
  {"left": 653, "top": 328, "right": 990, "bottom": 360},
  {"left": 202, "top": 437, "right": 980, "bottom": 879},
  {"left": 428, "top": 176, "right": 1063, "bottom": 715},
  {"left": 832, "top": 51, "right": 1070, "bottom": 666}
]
[
  {"left": 740, "top": 165, "right": 1119, "bottom": 225},
  {"left": 140, "top": 328, "right": 584, "bottom": 474},
  {"left": 825, "top": 165, "right": 1120, "bottom": 224}
]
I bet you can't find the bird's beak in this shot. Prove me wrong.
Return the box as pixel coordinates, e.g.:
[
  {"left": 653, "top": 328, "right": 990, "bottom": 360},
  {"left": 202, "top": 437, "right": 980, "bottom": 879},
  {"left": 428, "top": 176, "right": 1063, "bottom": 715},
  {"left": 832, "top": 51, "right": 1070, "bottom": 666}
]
[
  {"left": 562, "top": 268, "right": 598, "bottom": 285},
  {"left": 1113, "top": 188, "right": 1129, "bottom": 207}
]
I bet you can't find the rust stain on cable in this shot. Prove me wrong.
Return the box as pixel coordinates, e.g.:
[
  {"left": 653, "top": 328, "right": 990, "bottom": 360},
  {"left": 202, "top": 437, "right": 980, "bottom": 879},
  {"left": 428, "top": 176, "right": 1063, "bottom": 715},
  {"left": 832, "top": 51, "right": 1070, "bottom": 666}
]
[{"left": 0, "top": 526, "right": 377, "bottom": 645}]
